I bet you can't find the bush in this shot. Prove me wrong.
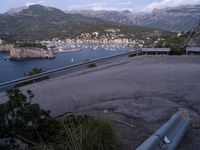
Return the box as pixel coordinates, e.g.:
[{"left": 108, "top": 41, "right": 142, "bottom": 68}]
[
  {"left": 27, "top": 67, "right": 43, "bottom": 76},
  {"left": 47, "top": 115, "right": 119, "bottom": 150},
  {"left": 0, "top": 89, "right": 119, "bottom": 150},
  {"left": 16, "top": 67, "right": 49, "bottom": 87},
  {"left": 0, "top": 89, "right": 60, "bottom": 149},
  {"left": 86, "top": 63, "right": 97, "bottom": 68},
  {"left": 129, "top": 53, "right": 137, "bottom": 57},
  {"left": 155, "top": 32, "right": 189, "bottom": 55}
]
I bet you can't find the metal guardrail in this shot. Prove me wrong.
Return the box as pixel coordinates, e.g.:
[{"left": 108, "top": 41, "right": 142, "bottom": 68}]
[
  {"left": 136, "top": 111, "right": 191, "bottom": 150},
  {"left": 0, "top": 50, "right": 142, "bottom": 90}
]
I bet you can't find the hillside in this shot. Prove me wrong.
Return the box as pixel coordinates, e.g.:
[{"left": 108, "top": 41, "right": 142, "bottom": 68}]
[
  {"left": 185, "top": 23, "right": 200, "bottom": 47},
  {"left": 0, "top": 5, "right": 172, "bottom": 42},
  {"left": 67, "top": 5, "right": 200, "bottom": 32},
  {"left": 66, "top": 10, "right": 137, "bottom": 25},
  {"left": 138, "top": 5, "right": 200, "bottom": 32}
]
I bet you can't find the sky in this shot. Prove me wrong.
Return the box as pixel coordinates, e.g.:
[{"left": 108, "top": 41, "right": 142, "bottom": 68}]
[{"left": 0, "top": 0, "right": 200, "bottom": 13}]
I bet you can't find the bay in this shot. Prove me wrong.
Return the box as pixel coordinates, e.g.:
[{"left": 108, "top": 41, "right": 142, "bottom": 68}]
[{"left": 0, "top": 47, "right": 130, "bottom": 83}]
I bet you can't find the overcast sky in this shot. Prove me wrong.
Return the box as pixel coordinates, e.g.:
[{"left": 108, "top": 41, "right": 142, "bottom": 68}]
[{"left": 1, "top": 0, "right": 200, "bottom": 13}]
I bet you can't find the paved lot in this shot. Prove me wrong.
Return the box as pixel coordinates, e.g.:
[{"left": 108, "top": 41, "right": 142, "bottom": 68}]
[{"left": 1, "top": 55, "right": 200, "bottom": 149}]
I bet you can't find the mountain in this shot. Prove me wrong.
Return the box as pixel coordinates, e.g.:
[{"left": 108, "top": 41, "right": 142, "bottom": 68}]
[
  {"left": 66, "top": 10, "right": 137, "bottom": 25},
  {"left": 185, "top": 23, "right": 200, "bottom": 46},
  {"left": 0, "top": 5, "right": 172, "bottom": 42},
  {"left": 67, "top": 5, "right": 200, "bottom": 32},
  {"left": 138, "top": 5, "right": 200, "bottom": 32},
  {"left": 0, "top": 5, "right": 105, "bottom": 41}
]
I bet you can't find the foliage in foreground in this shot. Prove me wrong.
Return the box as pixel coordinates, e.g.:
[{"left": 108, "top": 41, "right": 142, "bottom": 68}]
[
  {"left": 155, "top": 32, "right": 189, "bottom": 55},
  {"left": 0, "top": 89, "right": 119, "bottom": 150}
]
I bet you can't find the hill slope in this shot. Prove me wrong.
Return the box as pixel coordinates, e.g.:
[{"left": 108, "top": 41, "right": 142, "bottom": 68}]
[
  {"left": 185, "top": 23, "right": 200, "bottom": 47},
  {"left": 0, "top": 5, "right": 172, "bottom": 42}
]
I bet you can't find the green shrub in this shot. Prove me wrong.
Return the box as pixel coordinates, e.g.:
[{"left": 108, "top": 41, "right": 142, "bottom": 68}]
[
  {"left": 155, "top": 32, "right": 189, "bottom": 55},
  {"left": 129, "top": 53, "right": 137, "bottom": 57},
  {"left": 15, "top": 67, "right": 49, "bottom": 87},
  {"left": 0, "top": 89, "right": 119, "bottom": 150},
  {"left": 54, "top": 115, "right": 118, "bottom": 150},
  {"left": 86, "top": 63, "right": 97, "bottom": 68},
  {"left": 27, "top": 67, "right": 43, "bottom": 76},
  {"left": 0, "top": 89, "right": 60, "bottom": 149}
]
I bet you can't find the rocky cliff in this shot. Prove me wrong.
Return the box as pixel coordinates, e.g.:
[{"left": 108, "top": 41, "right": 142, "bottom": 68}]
[
  {"left": 0, "top": 44, "right": 13, "bottom": 52},
  {"left": 185, "top": 23, "right": 200, "bottom": 47},
  {"left": 10, "top": 47, "right": 54, "bottom": 59}
]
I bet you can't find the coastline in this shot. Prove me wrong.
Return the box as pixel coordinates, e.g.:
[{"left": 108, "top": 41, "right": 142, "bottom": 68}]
[
  {"left": 54, "top": 48, "right": 82, "bottom": 54},
  {"left": 0, "top": 42, "right": 136, "bottom": 60}
]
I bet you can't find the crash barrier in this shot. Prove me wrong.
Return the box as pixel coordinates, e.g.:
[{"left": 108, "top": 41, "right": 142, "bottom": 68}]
[{"left": 136, "top": 111, "right": 191, "bottom": 150}]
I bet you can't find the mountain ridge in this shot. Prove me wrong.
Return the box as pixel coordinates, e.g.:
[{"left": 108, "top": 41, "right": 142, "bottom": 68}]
[
  {"left": 66, "top": 5, "right": 200, "bottom": 32},
  {"left": 0, "top": 5, "right": 173, "bottom": 42}
]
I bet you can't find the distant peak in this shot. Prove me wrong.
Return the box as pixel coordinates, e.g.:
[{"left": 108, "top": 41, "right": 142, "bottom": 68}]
[
  {"left": 28, "top": 4, "right": 46, "bottom": 9},
  {"left": 122, "top": 10, "right": 132, "bottom": 13},
  {"left": 28, "top": 4, "right": 58, "bottom": 11}
]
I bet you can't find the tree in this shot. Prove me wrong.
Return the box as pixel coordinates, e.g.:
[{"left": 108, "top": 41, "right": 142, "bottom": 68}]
[
  {"left": 27, "top": 67, "right": 42, "bottom": 76},
  {"left": 0, "top": 89, "right": 119, "bottom": 150},
  {"left": 16, "top": 67, "right": 49, "bottom": 87},
  {"left": 0, "top": 89, "right": 60, "bottom": 149},
  {"left": 155, "top": 32, "right": 189, "bottom": 55}
]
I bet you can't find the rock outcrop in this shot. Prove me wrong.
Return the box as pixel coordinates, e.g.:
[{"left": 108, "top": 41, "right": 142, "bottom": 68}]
[
  {"left": 185, "top": 23, "right": 200, "bottom": 47},
  {"left": 10, "top": 47, "right": 54, "bottom": 59},
  {"left": 0, "top": 44, "right": 14, "bottom": 52}
]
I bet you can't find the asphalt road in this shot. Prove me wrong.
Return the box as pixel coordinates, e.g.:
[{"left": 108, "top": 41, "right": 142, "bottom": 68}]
[{"left": 0, "top": 55, "right": 200, "bottom": 149}]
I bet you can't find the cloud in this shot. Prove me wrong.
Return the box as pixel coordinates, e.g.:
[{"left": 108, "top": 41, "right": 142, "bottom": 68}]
[
  {"left": 68, "top": 3, "right": 105, "bottom": 10},
  {"left": 140, "top": 0, "right": 200, "bottom": 12},
  {"left": 68, "top": 0, "right": 133, "bottom": 11},
  {"left": 25, "top": 0, "right": 44, "bottom": 7}
]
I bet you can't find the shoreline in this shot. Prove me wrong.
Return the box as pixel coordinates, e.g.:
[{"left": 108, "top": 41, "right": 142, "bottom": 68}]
[{"left": 54, "top": 48, "right": 82, "bottom": 54}]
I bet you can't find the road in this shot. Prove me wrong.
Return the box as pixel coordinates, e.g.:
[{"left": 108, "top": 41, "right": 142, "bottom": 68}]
[{"left": 0, "top": 55, "right": 200, "bottom": 149}]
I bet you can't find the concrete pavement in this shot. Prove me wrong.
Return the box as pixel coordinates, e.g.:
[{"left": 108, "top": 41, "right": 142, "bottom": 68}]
[{"left": 1, "top": 55, "right": 200, "bottom": 149}]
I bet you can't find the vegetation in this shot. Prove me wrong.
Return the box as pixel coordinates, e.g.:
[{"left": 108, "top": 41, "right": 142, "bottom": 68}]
[
  {"left": 15, "top": 41, "right": 47, "bottom": 49},
  {"left": 86, "top": 63, "right": 97, "bottom": 68},
  {"left": 129, "top": 53, "right": 137, "bottom": 58},
  {"left": 0, "top": 5, "right": 173, "bottom": 42},
  {"left": 26, "top": 67, "right": 43, "bottom": 76},
  {"left": 0, "top": 89, "right": 119, "bottom": 150},
  {"left": 26, "top": 67, "right": 49, "bottom": 81},
  {"left": 155, "top": 32, "right": 189, "bottom": 55},
  {"left": 0, "top": 89, "right": 58, "bottom": 149},
  {"left": 16, "top": 67, "right": 48, "bottom": 87}
]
